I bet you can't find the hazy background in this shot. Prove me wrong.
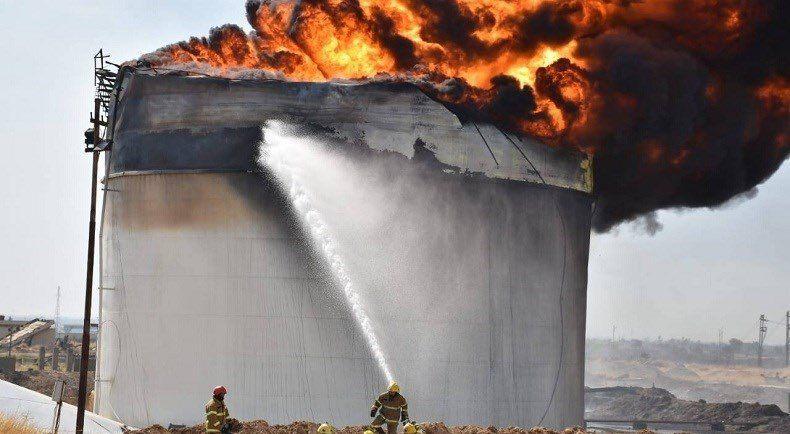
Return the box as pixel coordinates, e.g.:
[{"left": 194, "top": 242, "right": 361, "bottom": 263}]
[{"left": 0, "top": 0, "right": 786, "bottom": 344}]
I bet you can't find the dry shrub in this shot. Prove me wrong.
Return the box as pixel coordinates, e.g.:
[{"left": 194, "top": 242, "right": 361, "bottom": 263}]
[{"left": 0, "top": 413, "right": 44, "bottom": 434}]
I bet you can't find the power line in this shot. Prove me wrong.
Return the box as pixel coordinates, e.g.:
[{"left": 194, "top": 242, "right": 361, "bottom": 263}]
[
  {"left": 785, "top": 310, "right": 789, "bottom": 367},
  {"left": 758, "top": 314, "right": 767, "bottom": 367}
]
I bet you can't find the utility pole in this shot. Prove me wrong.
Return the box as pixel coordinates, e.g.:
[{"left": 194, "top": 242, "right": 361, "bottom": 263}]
[
  {"left": 785, "top": 310, "right": 789, "bottom": 367},
  {"left": 7, "top": 326, "right": 15, "bottom": 358},
  {"left": 757, "top": 314, "right": 767, "bottom": 368},
  {"left": 75, "top": 96, "right": 100, "bottom": 434},
  {"left": 76, "top": 49, "right": 115, "bottom": 433},
  {"left": 718, "top": 328, "right": 724, "bottom": 362},
  {"left": 54, "top": 286, "right": 62, "bottom": 337}
]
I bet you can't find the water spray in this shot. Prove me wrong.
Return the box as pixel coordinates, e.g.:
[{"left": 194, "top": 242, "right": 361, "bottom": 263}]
[{"left": 259, "top": 120, "right": 394, "bottom": 384}]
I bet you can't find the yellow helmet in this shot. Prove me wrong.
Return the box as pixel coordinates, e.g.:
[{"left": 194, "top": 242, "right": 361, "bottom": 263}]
[
  {"left": 317, "top": 423, "right": 335, "bottom": 434},
  {"left": 388, "top": 381, "right": 400, "bottom": 393},
  {"left": 364, "top": 430, "right": 375, "bottom": 434},
  {"left": 404, "top": 423, "right": 417, "bottom": 434}
]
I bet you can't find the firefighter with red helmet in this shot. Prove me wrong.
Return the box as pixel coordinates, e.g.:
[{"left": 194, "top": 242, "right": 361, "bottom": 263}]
[{"left": 206, "top": 386, "right": 230, "bottom": 433}]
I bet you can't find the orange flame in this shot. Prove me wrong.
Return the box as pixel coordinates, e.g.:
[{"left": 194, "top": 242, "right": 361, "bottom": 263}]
[
  {"left": 149, "top": 0, "right": 784, "bottom": 155},
  {"left": 157, "top": 0, "right": 609, "bottom": 136}
]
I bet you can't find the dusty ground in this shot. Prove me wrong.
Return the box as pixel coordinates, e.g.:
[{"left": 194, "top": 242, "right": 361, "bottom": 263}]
[
  {"left": 0, "top": 369, "right": 93, "bottom": 408},
  {"left": 585, "top": 358, "right": 790, "bottom": 408},
  {"left": 586, "top": 386, "right": 789, "bottom": 432},
  {"left": 687, "top": 363, "right": 789, "bottom": 388},
  {"left": 133, "top": 421, "right": 589, "bottom": 434},
  {"left": 1, "top": 343, "right": 95, "bottom": 408}
]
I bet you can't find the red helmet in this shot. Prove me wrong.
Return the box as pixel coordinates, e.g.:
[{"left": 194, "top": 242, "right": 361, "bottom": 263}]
[{"left": 213, "top": 385, "right": 227, "bottom": 396}]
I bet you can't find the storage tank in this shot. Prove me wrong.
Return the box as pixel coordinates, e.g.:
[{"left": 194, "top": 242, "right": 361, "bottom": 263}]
[{"left": 95, "top": 68, "right": 593, "bottom": 429}]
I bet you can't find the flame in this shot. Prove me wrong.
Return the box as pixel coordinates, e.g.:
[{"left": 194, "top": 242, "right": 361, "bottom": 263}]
[
  {"left": 507, "top": 41, "right": 580, "bottom": 88},
  {"left": 155, "top": 1, "right": 606, "bottom": 138},
  {"left": 756, "top": 76, "right": 790, "bottom": 110},
  {"left": 755, "top": 76, "right": 790, "bottom": 152},
  {"left": 148, "top": 0, "right": 784, "bottom": 144}
]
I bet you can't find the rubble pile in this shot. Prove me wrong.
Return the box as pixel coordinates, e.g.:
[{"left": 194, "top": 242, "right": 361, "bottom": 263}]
[{"left": 133, "top": 421, "right": 587, "bottom": 434}]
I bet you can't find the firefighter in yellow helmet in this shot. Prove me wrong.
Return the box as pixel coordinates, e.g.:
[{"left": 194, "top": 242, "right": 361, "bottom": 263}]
[
  {"left": 317, "top": 423, "right": 336, "bottom": 434},
  {"left": 404, "top": 422, "right": 425, "bottom": 434},
  {"left": 369, "top": 381, "right": 409, "bottom": 434},
  {"left": 206, "top": 386, "right": 230, "bottom": 433}
]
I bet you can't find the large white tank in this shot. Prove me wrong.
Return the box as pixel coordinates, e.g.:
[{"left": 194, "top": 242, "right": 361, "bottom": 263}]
[{"left": 96, "top": 69, "right": 593, "bottom": 429}]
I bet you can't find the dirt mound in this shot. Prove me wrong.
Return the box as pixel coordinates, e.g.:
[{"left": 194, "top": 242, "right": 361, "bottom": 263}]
[
  {"left": 586, "top": 386, "right": 789, "bottom": 432},
  {"left": 132, "top": 421, "right": 587, "bottom": 434},
  {"left": 420, "top": 422, "right": 585, "bottom": 434}
]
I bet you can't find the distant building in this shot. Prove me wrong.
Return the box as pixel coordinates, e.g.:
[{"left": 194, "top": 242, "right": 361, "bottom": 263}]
[
  {"left": 0, "top": 319, "right": 56, "bottom": 348},
  {"left": 0, "top": 315, "right": 98, "bottom": 349},
  {"left": 61, "top": 324, "right": 99, "bottom": 343}
]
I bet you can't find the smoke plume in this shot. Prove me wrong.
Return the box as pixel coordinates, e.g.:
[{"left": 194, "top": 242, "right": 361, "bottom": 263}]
[{"left": 140, "top": 0, "right": 788, "bottom": 231}]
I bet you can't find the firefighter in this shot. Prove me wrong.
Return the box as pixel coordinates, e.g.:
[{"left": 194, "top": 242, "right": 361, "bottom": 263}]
[
  {"left": 370, "top": 382, "right": 409, "bottom": 434},
  {"left": 318, "top": 423, "right": 336, "bottom": 434},
  {"left": 403, "top": 423, "right": 422, "bottom": 434},
  {"left": 206, "top": 385, "right": 230, "bottom": 433}
]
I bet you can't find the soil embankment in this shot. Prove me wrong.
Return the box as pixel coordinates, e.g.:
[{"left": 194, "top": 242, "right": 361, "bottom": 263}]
[
  {"left": 134, "top": 421, "right": 587, "bottom": 434},
  {"left": 586, "top": 386, "right": 789, "bottom": 432}
]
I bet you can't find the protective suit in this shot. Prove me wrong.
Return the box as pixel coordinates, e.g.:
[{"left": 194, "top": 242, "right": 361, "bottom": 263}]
[{"left": 370, "top": 382, "right": 409, "bottom": 434}]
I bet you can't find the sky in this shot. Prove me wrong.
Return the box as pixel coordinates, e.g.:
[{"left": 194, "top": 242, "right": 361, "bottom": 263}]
[{"left": 0, "top": 1, "right": 786, "bottom": 345}]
